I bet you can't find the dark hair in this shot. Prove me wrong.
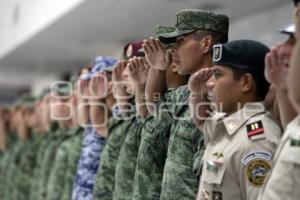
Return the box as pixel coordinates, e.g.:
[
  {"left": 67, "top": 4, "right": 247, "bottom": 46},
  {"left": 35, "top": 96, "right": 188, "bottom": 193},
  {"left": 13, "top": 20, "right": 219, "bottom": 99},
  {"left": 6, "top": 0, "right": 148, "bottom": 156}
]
[
  {"left": 231, "top": 68, "right": 270, "bottom": 100},
  {"left": 194, "top": 30, "right": 228, "bottom": 44}
]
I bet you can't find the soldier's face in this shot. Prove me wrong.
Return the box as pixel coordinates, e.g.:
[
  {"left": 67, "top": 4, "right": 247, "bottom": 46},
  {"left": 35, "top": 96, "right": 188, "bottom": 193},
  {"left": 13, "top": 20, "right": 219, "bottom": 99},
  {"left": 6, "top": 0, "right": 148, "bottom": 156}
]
[
  {"left": 165, "top": 63, "right": 189, "bottom": 88},
  {"left": 207, "top": 65, "right": 242, "bottom": 114},
  {"left": 173, "top": 33, "right": 205, "bottom": 75}
]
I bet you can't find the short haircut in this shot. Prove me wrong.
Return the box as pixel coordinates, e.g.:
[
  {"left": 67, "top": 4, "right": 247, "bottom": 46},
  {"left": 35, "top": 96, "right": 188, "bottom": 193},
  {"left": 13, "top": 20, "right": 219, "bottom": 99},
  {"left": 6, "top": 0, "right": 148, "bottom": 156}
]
[
  {"left": 231, "top": 68, "right": 270, "bottom": 100},
  {"left": 193, "top": 30, "right": 228, "bottom": 44}
]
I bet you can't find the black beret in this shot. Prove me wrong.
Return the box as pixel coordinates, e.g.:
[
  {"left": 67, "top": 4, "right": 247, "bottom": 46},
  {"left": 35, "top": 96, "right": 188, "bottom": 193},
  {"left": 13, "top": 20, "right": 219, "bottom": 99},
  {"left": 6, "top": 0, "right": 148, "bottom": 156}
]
[{"left": 212, "top": 40, "right": 270, "bottom": 73}]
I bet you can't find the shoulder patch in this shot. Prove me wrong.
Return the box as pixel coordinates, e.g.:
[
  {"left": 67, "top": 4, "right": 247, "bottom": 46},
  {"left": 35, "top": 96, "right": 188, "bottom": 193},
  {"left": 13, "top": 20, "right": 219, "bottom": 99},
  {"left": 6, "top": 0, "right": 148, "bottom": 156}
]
[
  {"left": 241, "top": 151, "right": 272, "bottom": 165},
  {"left": 247, "top": 121, "right": 265, "bottom": 140},
  {"left": 246, "top": 159, "right": 270, "bottom": 187}
]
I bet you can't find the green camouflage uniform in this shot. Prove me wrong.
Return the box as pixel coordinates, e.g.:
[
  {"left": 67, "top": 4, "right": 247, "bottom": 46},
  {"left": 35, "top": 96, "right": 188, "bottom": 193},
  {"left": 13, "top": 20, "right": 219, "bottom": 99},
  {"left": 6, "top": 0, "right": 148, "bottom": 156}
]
[
  {"left": 157, "top": 9, "right": 229, "bottom": 200},
  {"left": 45, "top": 126, "right": 83, "bottom": 200},
  {"left": 113, "top": 106, "right": 145, "bottom": 200},
  {"left": 12, "top": 131, "right": 42, "bottom": 200},
  {"left": 160, "top": 85, "right": 203, "bottom": 200},
  {"left": 60, "top": 127, "right": 84, "bottom": 200},
  {"left": 36, "top": 127, "right": 69, "bottom": 200},
  {"left": 0, "top": 132, "right": 17, "bottom": 199},
  {"left": 93, "top": 114, "right": 132, "bottom": 200},
  {"left": 29, "top": 122, "right": 59, "bottom": 200},
  {"left": 3, "top": 137, "right": 27, "bottom": 200},
  {"left": 132, "top": 88, "right": 175, "bottom": 200}
]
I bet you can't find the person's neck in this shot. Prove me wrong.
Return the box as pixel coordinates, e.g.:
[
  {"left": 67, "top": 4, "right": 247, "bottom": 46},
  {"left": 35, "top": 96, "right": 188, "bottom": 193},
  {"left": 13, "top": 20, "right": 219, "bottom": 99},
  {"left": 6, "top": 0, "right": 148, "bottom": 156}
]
[
  {"left": 167, "top": 75, "right": 189, "bottom": 89},
  {"left": 192, "top": 55, "right": 213, "bottom": 74}
]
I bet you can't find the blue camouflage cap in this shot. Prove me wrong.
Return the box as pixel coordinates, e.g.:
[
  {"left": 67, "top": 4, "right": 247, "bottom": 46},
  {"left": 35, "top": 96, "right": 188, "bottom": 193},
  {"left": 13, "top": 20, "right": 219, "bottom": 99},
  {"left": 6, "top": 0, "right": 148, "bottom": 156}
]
[{"left": 79, "top": 56, "right": 117, "bottom": 80}]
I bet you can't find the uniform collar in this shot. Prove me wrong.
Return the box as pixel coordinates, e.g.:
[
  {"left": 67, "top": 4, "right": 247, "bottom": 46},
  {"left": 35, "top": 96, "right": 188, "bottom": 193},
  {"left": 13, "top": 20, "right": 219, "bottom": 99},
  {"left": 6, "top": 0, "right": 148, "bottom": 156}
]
[{"left": 223, "top": 102, "right": 266, "bottom": 136}]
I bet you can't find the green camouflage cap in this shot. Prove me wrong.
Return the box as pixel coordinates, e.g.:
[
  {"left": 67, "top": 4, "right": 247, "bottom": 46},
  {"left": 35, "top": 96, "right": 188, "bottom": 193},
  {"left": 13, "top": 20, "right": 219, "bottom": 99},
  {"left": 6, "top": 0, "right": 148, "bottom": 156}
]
[
  {"left": 159, "top": 9, "right": 229, "bottom": 44},
  {"left": 139, "top": 25, "right": 177, "bottom": 55},
  {"left": 14, "top": 94, "right": 36, "bottom": 108},
  {"left": 155, "top": 25, "right": 176, "bottom": 48},
  {"left": 52, "top": 83, "right": 72, "bottom": 97},
  {"left": 154, "top": 25, "right": 176, "bottom": 39}
]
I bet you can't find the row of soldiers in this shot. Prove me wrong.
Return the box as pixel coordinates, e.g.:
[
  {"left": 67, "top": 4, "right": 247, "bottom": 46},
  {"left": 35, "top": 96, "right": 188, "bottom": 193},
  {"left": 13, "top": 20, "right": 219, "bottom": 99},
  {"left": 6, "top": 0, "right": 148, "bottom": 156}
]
[{"left": 1, "top": 1, "right": 300, "bottom": 200}]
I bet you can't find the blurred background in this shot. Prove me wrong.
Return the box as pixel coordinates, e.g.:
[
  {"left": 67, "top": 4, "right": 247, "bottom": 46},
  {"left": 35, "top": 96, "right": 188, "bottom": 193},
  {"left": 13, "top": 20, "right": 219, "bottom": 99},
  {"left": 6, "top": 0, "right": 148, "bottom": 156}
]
[{"left": 0, "top": 0, "right": 294, "bottom": 104}]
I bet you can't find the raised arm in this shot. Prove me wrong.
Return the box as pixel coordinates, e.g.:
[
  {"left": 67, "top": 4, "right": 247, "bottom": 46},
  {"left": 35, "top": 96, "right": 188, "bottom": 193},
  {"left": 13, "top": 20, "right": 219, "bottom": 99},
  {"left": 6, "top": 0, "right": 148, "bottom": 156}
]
[
  {"left": 127, "top": 57, "right": 150, "bottom": 118},
  {"left": 112, "top": 61, "right": 130, "bottom": 113},
  {"left": 188, "top": 68, "right": 214, "bottom": 131},
  {"left": 144, "top": 38, "right": 171, "bottom": 115},
  {"left": 265, "top": 44, "right": 297, "bottom": 129},
  {"left": 89, "top": 72, "right": 110, "bottom": 138}
]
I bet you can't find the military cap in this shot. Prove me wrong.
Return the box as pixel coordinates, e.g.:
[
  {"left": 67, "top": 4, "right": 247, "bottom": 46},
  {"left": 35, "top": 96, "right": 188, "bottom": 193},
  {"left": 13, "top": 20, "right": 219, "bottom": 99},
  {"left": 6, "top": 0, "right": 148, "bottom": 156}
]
[
  {"left": 14, "top": 94, "right": 36, "bottom": 108},
  {"left": 122, "top": 41, "right": 144, "bottom": 60},
  {"left": 52, "top": 82, "right": 72, "bottom": 97},
  {"left": 79, "top": 56, "right": 117, "bottom": 80},
  {"left": 159, "top": 9, "right": 229, "bottom": 44},
  {"left": 212, "top": 40, "right": 270, "bottom": 73},
  {"left": 154, "top": 25, "right": 176, "bottom": 39},
  {"left": 279, "top": 23, "right": 295, "bottom": 35},
  {"left": 155, "top": 25, "right": 177, "bottom": 48}
]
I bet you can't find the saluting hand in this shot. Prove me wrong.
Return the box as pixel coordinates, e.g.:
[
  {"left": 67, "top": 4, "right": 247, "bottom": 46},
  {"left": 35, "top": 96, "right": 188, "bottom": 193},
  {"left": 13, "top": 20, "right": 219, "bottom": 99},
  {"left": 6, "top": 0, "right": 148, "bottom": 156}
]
[
  {"left": 143, "top": 37, "right": 171, "bottom": 70},
  {"left": 127, "top": 57, "right": 150, "bottom": 85},
  {"left": 89, "top": 72, "right": 110, "bottom": 99},
  {"left": 188, "top": 68, "right": 214, "bottom": 94},
  {"left": 112, "top": 61, "right": 127, "bottom": 83},
  {"left": 264, "top": 44, "right": 289, "bottom": 90}
]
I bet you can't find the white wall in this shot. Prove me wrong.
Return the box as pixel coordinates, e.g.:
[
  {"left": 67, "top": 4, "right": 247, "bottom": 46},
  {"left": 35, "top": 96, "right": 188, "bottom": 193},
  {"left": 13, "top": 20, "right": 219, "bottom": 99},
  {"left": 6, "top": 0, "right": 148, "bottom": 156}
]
[{"left": 0, "top": 0, "right": 85, "bottom": 59}]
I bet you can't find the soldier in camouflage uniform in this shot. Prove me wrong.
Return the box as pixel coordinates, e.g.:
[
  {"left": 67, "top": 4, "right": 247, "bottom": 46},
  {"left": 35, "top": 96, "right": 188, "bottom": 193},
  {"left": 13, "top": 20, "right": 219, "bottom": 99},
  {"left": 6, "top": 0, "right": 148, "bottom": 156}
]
[
  {"left": 3, "top": 95, "right": 39, "bottom": 200},
  {"left": 112, "top": 54, "right": 147, "bottom": 200},
  {"left": 113, "top": 113, "right": 144, "bottom": 200},
  {"left": 35, "top": 85, "right": 78, "bottom": 200},
  {"left": 45, "top": 90, "right": 84, "bottom": 200},
  {"left": 93, "top": 113, "right": 132, "bottom": 200},
  {"left": 0, "top": 106, "right": 17, "bottom": 199},
  {"left": 132, "top": 25, "right": 190, "bottom": 200},
  {"left": 143, "top": 9, "right": 229, "bottom": 199},
  {"left": 46, "top": 125, "right": 84, "bottom": 200},
  {"left": 29, "top": 91, "right": 60, "bottom": 200},
  {"left": 93, "top": 43, "right": 146, "bottom": 200},
  {"left": 72, "top": 56, "right": 117, "bottom": 200}
]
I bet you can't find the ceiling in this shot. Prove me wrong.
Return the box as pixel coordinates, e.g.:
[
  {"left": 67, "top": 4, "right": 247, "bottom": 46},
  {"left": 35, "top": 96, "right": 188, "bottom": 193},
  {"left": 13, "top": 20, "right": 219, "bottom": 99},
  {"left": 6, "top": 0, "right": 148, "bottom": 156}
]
[{"left": 0, "top": 0, "right": 293, "bottom": 88}]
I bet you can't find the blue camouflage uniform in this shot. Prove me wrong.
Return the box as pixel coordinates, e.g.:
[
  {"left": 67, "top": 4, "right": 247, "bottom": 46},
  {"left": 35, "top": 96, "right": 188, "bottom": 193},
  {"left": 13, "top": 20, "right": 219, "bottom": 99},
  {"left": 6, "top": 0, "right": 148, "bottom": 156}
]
[{"left": 72, "top": 125, "right": 106, "bottom": 200}]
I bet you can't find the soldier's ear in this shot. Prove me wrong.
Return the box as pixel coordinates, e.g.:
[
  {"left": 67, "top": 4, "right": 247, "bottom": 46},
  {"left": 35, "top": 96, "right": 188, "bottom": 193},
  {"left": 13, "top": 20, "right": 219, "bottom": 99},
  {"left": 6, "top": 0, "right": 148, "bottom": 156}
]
[
  {"left": 201, "top": 35, "right": 213, "bottom": 54},
  {"left": 240, "top": 73, "right": 254, "bottom": 93}
]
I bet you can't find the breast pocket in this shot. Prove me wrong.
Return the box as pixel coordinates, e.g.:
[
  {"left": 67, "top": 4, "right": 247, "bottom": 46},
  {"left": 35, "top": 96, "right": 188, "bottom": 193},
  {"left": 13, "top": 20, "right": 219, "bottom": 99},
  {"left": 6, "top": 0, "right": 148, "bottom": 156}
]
[
  {"left": 170, "top": 121, "right": 200, "bottom": 165},
  {"left": 138, "top": 119, "right": 169, "bottom": 167}
]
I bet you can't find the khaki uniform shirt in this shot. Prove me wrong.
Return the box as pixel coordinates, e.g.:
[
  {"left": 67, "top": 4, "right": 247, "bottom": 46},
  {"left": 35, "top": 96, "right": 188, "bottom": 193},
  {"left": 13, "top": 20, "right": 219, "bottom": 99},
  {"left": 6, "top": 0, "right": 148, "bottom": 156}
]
[
  {"left": 257, "top": 115, "right": 300, "bottom": 200},
  {"left": 196, "top": 102, "right": 281, "bottom": 200}
]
